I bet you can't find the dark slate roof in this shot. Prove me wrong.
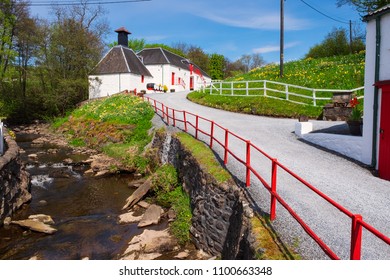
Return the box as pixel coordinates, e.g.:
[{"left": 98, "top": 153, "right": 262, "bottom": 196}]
[
  {"left": 137, "top": 47, "right": 210, "bottom": 78},
  {"left": 91, "top": 46, "right": 152, "bottom": 77},
  {"left": 363, "top": 4, "right": 390, "bottom": 21}
]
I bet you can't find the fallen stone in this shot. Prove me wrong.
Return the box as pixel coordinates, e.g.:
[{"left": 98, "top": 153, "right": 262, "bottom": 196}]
[
  {"left": 63, "top": 158, "right": 73, "bottom": 165},
  {"left": 138, "top": 204, "right": 164, "bottom": 228},
  {"left": 137, "top": 200, "right": 150, "bottom": 209},
  {"left": 167, "top": 208, "right": 176, "bottom": 221},
  {"left": 3, "top": 217, "right": 12, "bottom": 226},
  {"left": 121, "top": 229, "right": 176, "bottom": 259},
  {"left": 95, "top": 170, "right": 110, "bottom": 177},
  {"left": 118, "top": 212, "right": 143, "bottom": 224},
  {"left": 38, "top": 200, "right": 48, "bottom": 206},
  {"left": 11, "top": 219, "right": 57, "bottom": 234},
  {"left": 122, "top": 179, "right": 152, "bottom": 210},
  {"left": 28, "top": 214, "right": 55, "bottom": 225},
  {"left": 174, "top": 250, "right": 189, "bottom": 259},
  {"left": 28, "top": 154, "right": 38, "bottom": 160}
]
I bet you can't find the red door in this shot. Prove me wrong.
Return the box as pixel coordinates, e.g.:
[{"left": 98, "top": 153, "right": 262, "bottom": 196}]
[{"left": 379, "top": 85, "right": 390, "bottom": 180}]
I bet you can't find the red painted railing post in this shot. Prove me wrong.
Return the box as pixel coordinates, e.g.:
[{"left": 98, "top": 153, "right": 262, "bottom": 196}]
[
  {"left": 350, "top": 214, "right": 363, "bottom": 260},
  {"left": 270, "top": 158, "right": 278, "bottom": 221},
  {"left": 154, "top": 100, "right": 157, "bottom": 112},
  {"left": 210, "top": 121, "right": 215, "bottom": 148},
  {"left": 166, "top": 107, "right": 169, "bottom": 125},
  {"left": 224, "top": 129, "right": 229, "bottom": 165},
  {"left": 183, "top": 111, "right": 188, "bottom": 132},
  {"left": 195, "top": 115, "right": 199, "bottom": 139},
  {"left": 173, "top": 110, "right": 176, "bottom": 127},
  {"left": 162, "top": 104, "right": 165, "bottom": 118},
  {"left": 246, "top": 140, "right": 251, "bottom": 187}
]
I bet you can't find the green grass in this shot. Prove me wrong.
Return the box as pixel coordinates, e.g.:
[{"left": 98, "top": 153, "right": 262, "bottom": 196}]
[
  {"left": 189, "top": 53, "right": 365, "bottom": 119},
  {"left": 188, "top": 91, "right": 322, "bottom": 119},
  {"left": 53, "top": 94, "right": 155, "bottom": 172},
  {"left": 175, "top": 132, "right": 231, "bottom": 183},
  {"left": 152, "top": 164, "right": 192, "bottom": 245}
]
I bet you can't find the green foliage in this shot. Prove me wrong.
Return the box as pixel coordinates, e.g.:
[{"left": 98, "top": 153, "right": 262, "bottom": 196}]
[
  {"left": 176, "top": 132, "right": 231, "bottom": 183},
  {"left": 188, "top": 91, "right": 322, "bottom": 119},
  {"left": 69, "top": 138, "right": 86, "bottom": 147},
  {"left": 337, "top": 0, "right": 390, "bottom": 13},
  {"left": 233, "top": 52, "right": 365, "bottom": 90},
  {"left": 152, "top": 164, "right": 179, "bottom": 195},
  {"left": 306, "top": 28, "right": 365, "bottom": 59},
  {"left": 152, "top": 164, "right": 191, "bottom": 245},
  {"left": 209, "top": 53, "right": 225, "bottom": 80}
]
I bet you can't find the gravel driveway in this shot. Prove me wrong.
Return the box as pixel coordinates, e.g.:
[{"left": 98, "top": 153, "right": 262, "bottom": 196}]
[{"left": 147, "top": 90, "right": 390, "bottom": 260}]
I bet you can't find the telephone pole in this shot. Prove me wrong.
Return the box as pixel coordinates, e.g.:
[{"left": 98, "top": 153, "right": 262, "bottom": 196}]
[{"left": 280, "top": 0, "right": 284, "bottom": 78}]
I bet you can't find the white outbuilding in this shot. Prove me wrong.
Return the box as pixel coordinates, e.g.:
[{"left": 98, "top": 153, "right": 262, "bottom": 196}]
[
  {"left": 88, "top": 27, "right": 211, "bottom": 98},
  {"left": 362, "top": 4, "right": 390, "bottom": 180}
]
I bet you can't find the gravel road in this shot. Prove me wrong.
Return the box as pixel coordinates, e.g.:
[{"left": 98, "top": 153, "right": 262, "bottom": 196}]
[{"left": 147, "top": 90, "right": 390, "bottom": 260}]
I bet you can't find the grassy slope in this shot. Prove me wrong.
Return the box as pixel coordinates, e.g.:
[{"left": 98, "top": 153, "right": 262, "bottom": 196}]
[
  {"left": 53, "top": 94, "right": 155, "bottom": 172},
  {"left": 188, "top": 52, "right": 365, "bottom": 119}
]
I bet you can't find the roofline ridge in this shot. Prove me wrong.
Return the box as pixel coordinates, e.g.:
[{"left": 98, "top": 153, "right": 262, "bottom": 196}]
[{"left": 120, "top": 45, "right": 131, "bottom": 73}]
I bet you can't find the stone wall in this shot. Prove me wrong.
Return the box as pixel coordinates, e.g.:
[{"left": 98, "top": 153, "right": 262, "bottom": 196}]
[
  {"left": 153, "top": 131, "right": 256, "bottom": 259},
  {"left": 0, "top": 131, "right": 31, "bottom": 226}
]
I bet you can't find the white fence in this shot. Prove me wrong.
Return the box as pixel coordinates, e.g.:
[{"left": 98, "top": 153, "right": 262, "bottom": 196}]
[
  {"left": 202, "top": 80, "right": 364, "bottom": 107},
  {"left": 0, "top": 120, "right": 3, "bottom": 156}
]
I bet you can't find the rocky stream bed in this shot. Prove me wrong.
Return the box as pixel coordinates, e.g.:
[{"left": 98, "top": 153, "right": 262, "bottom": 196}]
[{"left": 0, "top": 122, "right": 211, "bottom": 260}]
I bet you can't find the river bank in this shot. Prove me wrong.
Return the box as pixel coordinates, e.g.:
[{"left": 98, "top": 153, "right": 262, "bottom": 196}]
[{"left": 0, "top": 121, "right": 211, "bottom": 260}]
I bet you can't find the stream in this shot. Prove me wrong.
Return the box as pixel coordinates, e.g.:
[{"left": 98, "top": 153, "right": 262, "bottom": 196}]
[{"left": 0, "top": 131, "right": 143, "bottom": 260}]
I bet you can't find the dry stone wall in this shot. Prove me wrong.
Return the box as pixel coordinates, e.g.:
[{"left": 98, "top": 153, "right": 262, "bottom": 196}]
[
  {"left": 153, "top": 131, "right": 256, "bottom": 259},
  {"left": 0, "top": 131, "right": 31, "bottom": 226}
]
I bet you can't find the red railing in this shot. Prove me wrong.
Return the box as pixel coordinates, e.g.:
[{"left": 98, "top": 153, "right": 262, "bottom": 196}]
[{"left": 140, "top": 94, "right": 390, "bottom": 260}]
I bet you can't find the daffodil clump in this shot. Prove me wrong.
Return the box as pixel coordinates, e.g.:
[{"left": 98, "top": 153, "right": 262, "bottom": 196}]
[{"left": 234, "top": 52, "right": 365, "bottom": 90}]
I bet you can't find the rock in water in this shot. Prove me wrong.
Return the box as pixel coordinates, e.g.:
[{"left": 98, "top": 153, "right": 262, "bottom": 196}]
[
  {"left": 28, "top": 214, "right": 55, "bottom": 225},
  {"left": 138, "top": 205, "right": 164, "bottom": 228},
  {"left": 122, "top": 179, "right": 152, "bottom": 210},
  {"left": 11, "top": 220, "right": 57, "bottom": 234}
]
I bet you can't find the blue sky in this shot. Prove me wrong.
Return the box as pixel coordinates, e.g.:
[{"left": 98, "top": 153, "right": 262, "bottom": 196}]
[{"left": 29, "top": 0, "right": 364, "bottom": 63}]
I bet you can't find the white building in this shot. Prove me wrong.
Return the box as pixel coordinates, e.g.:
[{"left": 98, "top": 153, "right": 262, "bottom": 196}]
[
  {"left": 137, "top": 47, "right": 211, "bottom": 93},
  {"left": 362, "top": 4, "right": 390, "bottom": 180},
  {"left": 89, "top": 27, "right": 153, "bottom": 99},
  {"left": 88, "top": 27, "right": 211, "bottom": 98}
]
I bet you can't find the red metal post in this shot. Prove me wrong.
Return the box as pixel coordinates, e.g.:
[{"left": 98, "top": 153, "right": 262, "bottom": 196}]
[
  {"left": 210, "top": 121, "right": 215, "bottom": 148},
  {"left": 173, "top": 110, "right": 176, "bottom": 127},
  {"left": 224, "top": 129, "right": 229, "bottom": 165},
  {"left": 195, "top": 115, "right": 199, "bottom": 139},
  {"left": 154, "top": 100, "right": 157, "bottom": 112},
  {"left": 246, "top": 140, "right": 251, "bottom": 187},
  {"left": 166, "top": 107, "right": 169, "bottom": 125},
  {"left": 162, "top": 104, "right": 165, "bottom": 118},
  {"left": 270, "top": 158, "right": 278, "bottom": 221},
  {"left": 350, "top": 214, "right": 363, "bottom": 260},
  {"left": 183, "top": 111, "right": 188, "bottom": 132}
]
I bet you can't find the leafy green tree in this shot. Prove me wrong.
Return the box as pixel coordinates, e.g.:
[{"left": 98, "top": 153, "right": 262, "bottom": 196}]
[
  {"left": 208, "top": 53, "right": 225, "bottom": 80},
  {"left": 305, "top": 27, "right": 365, "bottom": 58},
  {"left": 0, "top": 0, "right": 17, "bottom": 80},
  {"left": 337, "top": 0, "right": 390, "bottom": 14},
  {"left": 187, "top": 46, "right": 209, "bottom": 74}
]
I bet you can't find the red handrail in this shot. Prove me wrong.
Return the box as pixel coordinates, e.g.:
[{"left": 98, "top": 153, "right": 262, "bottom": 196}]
[{"left": 140, "top": 94, "right": 390, "bottom": 260}]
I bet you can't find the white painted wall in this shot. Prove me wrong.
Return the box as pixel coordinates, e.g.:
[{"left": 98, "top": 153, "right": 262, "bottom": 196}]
[
  {"left": 88, "top": 73, "right": 149, "bottom": 99},
  {"left": 144, "top": 64, "right": 211, "bottom": 93},
  {"left": 362, "top": 12, "right": 390, "bottom": 167}
]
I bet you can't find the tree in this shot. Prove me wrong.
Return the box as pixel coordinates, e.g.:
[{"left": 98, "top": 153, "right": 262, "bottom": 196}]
[
  {"left": 208, "top": 53, "right": 225, "bottom": 80},
  {"left": 240, "top": 54, "right": 252, "bottom": 73},
  {"left": 187, "top": 46, "right": 209, "bottom": 74},
  {"left": 0, "top": 0, "right": 17, "bottom": 80},
  {"left": 337, "top": 0, "right": 390, "bottom": 14},
  {"left": 305, "top": 27, "right": 365, "bottom": 58},
  {"left": 251, "top": 53, "right": 266, "bottom": 70}
]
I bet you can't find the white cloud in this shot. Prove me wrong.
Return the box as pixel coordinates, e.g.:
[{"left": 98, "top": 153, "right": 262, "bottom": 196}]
[
  {"left": 253, "top": 41, "right": 301, "bottom": 54},
  {"left": 194, "top": 9, "right": 309, "bottom": 31}
]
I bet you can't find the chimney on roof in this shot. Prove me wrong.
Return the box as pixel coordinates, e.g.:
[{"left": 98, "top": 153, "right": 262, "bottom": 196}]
[{"left": 115, "top": 27, "right": 131, "bottom": 48}]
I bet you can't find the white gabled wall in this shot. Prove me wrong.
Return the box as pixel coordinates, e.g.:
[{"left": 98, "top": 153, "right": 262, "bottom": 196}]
[
  {"left": 144, "top": 64, "right": 211, "bottom": 93},
  {"left": 89, "top": 73, "right": 149, "bottom": 99},
  {"left": 362, "top": 12, "right": 390, "bottom": 167}
]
